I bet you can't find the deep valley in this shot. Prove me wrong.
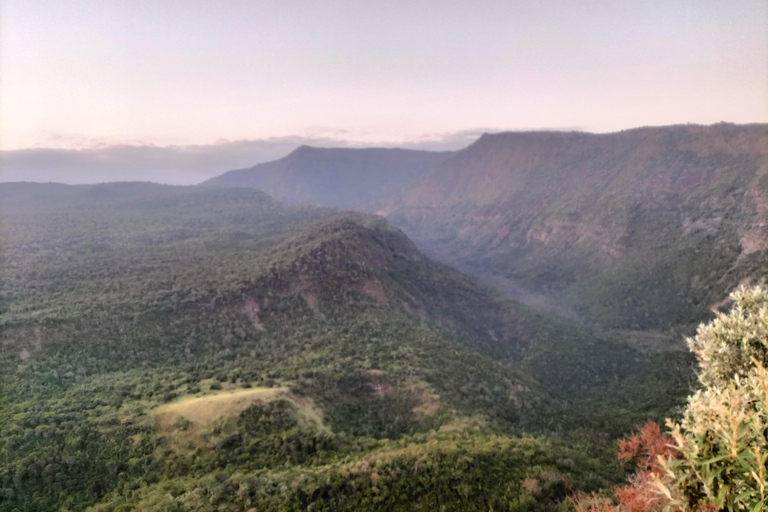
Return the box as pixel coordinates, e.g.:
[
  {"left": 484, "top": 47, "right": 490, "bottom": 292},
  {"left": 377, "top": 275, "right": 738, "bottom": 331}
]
[{"left": 1, "top": 123, "right": 766, "bottom": 511}]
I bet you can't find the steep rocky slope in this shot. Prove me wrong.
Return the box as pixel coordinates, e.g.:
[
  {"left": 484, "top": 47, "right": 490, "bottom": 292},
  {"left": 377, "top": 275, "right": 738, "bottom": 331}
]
[{"left": 366, "top": 123, "right": 768, "bottom": 329}]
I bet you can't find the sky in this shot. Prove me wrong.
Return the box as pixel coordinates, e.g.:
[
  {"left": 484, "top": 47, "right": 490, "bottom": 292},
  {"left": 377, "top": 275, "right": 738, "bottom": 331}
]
[{"left": 0, "top": 0, "right": 766, "bottom": 183}]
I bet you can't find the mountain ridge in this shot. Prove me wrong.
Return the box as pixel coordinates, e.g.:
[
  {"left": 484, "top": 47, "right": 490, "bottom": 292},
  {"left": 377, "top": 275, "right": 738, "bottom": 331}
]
[
  {"left": 200, "top": 122, "right": 768, "bottom": 331},
  {"left": 362, "top": 123, "right": 768, "bottom": 329},
  {"left": 202, "top": 146, "right": 452, "bottom": 208}
]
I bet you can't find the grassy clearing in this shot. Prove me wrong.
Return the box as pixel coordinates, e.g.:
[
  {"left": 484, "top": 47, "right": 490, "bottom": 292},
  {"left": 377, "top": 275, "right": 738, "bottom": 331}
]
[
  {"left": 152, "top": 387, "right": 328, "bottom": 451},
  {"left": 155, "top": 387, "right": 286, "bottom": 429}
]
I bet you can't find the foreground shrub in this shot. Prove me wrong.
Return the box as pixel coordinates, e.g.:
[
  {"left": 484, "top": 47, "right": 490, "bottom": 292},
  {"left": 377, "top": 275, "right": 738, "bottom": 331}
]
[
  {"left": 570, "top": 421, "right": 677, "bottom": 512},
  {"left": 659, "top": 285, "right": 768, "bottom": 511},
  {"left": 573, "top": 285, "right": 768, "bottom": 512}
]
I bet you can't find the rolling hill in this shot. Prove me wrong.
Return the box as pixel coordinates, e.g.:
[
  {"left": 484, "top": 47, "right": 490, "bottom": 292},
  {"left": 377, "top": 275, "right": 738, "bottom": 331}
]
[{"left": 0, "top": 182, "right": 689, "bottom": 511}]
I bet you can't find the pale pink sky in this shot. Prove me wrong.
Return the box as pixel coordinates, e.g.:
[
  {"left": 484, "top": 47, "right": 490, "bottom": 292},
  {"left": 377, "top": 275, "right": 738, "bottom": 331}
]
[{"left": 1, "top": 0, "right": 766, "bottom": 150}]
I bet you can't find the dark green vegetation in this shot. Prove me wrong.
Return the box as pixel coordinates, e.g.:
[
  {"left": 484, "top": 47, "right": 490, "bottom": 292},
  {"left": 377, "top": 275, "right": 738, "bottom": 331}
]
[
  {"left": 202, "top": 146, "right": 451, "bottom": 208},
  {"left": 0, "top": 182, "right": 693, "bottom": 511}
]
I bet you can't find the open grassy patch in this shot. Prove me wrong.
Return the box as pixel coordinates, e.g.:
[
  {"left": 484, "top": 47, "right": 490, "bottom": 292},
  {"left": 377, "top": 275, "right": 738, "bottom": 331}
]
[
  {"left": 153, "top": 387, "right": 328, "bottom": 450},
  {"left": 155, "top": 387, "right": 285, "bottom": 429}
]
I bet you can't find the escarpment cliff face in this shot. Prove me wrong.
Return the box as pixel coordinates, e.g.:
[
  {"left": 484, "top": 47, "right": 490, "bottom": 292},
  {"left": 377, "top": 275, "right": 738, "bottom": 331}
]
[{"left": 363, "top": 124, "right": 768, "bottom": 329}]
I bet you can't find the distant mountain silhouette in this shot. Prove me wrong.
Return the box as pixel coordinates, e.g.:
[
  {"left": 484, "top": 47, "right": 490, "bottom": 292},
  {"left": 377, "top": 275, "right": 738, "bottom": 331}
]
[{"left": 202, "top": 146, "right": 451, "bottom": 208}]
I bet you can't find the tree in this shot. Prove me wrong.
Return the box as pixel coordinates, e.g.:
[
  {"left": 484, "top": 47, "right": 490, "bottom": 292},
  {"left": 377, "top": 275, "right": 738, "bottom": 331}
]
[
  {"left": 571, "top": 285, "right": 768, "bottom": 512},
  {"left": 570, "top": 421, "right": 677, "bottom": 512},
  {"left": 659, "top": 284, "right": 768, "bottom": 511}
]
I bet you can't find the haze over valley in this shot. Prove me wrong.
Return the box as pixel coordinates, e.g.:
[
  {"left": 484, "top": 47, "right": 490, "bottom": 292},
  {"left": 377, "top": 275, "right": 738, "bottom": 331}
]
[{"left": 1, "top": 1, "right": 767, "bottom": 511}]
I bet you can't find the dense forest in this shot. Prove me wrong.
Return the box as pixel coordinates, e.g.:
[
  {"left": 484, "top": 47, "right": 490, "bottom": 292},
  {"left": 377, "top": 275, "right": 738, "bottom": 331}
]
[
  {"left": 2, "top": 0, "right": 765, "bottom": 500},
  {"left": 0, "top": 182, "right": 704, "bottom": 511}
]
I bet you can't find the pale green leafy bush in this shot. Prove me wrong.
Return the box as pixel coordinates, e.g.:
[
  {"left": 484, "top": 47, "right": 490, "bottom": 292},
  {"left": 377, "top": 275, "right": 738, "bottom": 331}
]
[{"left": 660, "top": 285, "right": 768, "bottom": 511}]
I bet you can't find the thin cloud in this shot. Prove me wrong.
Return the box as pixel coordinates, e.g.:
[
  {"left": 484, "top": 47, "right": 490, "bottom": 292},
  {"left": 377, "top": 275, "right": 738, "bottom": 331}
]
[{"left": 0, "top": 130, "right": 502, "bottom": 185}]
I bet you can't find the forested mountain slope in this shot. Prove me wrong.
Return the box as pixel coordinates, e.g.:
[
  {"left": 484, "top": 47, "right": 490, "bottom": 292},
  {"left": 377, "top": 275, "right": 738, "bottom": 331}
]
[
  {"left": 0, "top": 182, "right": 690, "bottom": 511},
  {"left": 365, "top": 123, "right": 768, "bottom": 330},
  {"left": 202, "top": 146, "right": 450, "bottom": 207}
]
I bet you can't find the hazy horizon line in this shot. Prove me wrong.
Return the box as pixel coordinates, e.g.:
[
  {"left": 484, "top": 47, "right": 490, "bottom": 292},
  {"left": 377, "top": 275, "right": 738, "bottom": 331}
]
[
  {"left": 7, "top": 120, "right": 765, "bottom": 153},
  {"left": 1, "top": 126, "right": 590, "bottom": 153},
  {"left": 2, "top": 121, "right": 764, "bottom": 187}
]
